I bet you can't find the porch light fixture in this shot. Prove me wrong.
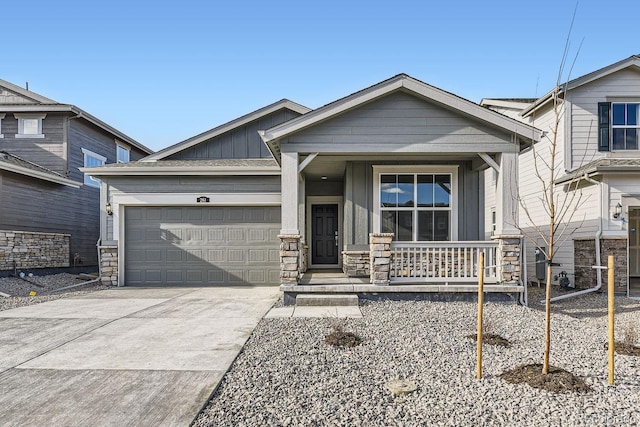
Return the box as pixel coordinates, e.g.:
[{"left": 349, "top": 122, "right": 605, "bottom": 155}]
[
  {"left": 613, "top": 202, "right": 622, "bottom": 219},
  {"left": 321, "top": 176, "right": 328, "bottom": 180},
  {"left": 106, "top": 202, "right": 113, "bottom": 216}
]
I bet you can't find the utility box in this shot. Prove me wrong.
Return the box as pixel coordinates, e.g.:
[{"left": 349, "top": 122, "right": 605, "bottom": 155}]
[{"left": 535, "top": 247, "right": 547, "bottom": 281}]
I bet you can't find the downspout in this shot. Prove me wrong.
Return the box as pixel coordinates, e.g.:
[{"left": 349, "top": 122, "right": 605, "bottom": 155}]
[
  {"left": 548, "top": 174, "right": 602, "bottom": 302},
  {"left": 519, "top": 237, "right": 528, "bottom": 306}
]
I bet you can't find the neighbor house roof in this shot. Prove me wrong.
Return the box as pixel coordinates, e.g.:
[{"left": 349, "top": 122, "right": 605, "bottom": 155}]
[
  {"left": 556, "top": 158, "right": 640, "bottom": 184},
  {"left": 82, "top": 158, "right": 280, "bottom": 177},
  {"left": 521, "top": 55, "right": 640, "bottom": 118},
  {"left": 141, "top": 99, "right": 311, "bottom": 162},
  {"left": 0, "top": 79, "right": 153, "bottom": 155},
  {"left": 0, "top": 151, "right": 81, "bottom": 187},
  {"left": 259, "top": 74, "right": 542, "bottom": 163}
]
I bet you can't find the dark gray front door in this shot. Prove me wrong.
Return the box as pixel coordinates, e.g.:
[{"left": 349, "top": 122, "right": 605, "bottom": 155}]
[{"left": 312, "top": 204, "right": 338, "bottom": 265}]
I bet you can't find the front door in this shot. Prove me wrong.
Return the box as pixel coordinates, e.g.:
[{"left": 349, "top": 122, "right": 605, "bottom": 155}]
[
  {"left": 630, "top": 208, "right": 640, "bottom": 276},
  {"left": 312, "top": 204, "right": 339, "bottom": 265}
]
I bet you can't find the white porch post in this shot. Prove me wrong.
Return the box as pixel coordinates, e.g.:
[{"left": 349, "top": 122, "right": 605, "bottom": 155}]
[
  {"left": 493, "top": 151, "right": 522, "bottom": 285},
  {"left": 279, "top": 151, "right": 301, "bottom": 285},
  {"left": 495, "top": 151, "right": 519, "bottom": 234},
  {"left": 281, "top": 151, "right": 299, "bottom": 235}
]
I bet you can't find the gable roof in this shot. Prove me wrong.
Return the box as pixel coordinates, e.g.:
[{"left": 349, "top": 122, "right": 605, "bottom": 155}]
[
  {"left": 259, "top": 74, "right": 541, "bottom": 163},
  {"left": 0, "top": 79, "right": 153, "bottom": 155},
  {"left": 141, "top": 99, "right": 311, "bottom": 162},
  {"left": 522, "top": 55, "right": 640, "bottom": 118},
  {"left": 0, "top": 151, "right": 81, "bottom": 187}
]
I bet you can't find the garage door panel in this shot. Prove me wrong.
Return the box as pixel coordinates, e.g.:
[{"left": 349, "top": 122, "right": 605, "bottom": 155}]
[{"left": 125, "top": 206, "right": 280, "bottom": 286}]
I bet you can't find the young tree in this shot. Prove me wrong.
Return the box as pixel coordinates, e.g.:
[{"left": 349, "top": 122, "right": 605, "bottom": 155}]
[{"left": 516, "top": 10, "right": 588, "bottom": 375}]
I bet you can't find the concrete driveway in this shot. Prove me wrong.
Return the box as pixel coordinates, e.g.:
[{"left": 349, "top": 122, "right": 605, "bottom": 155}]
[{"left": 0, "top": 286, "right": 280, "bottom": 427}]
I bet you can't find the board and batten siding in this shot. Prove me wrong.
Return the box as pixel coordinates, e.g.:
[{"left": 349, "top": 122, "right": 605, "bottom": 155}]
[
  {"left": 343, "top": 160, "right": 482, "bottom": 249},
  {"left": 0, "top": 113, "right": 67, "bottom": 174},
  {"left": 567, "top": 68, "right": 640, "bottom": 170},
  {"left": 285, "top": 91, "right": 516, "bottom": 151},
  {"left": 104, "top": 175, "right": 281, "bottom": 241},
  {"left": 167, "top": 108, "right": 302, "bottom": 160}
]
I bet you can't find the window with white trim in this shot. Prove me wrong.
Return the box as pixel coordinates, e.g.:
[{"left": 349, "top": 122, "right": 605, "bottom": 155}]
[
  {"left": 14, "top": 113, "right": 46, "bottom": 138},
  {"left": 375, "top": 167, "right": 457, "bottom": 241},
  {"left": 117, "top": 145, "right": 130, "bottom": 163},
  {"left": 82, "top": 148, "right": 106, "bottom": 187},
  {"left": 612, "top": 103, "right": 639, "bottom": 150}
]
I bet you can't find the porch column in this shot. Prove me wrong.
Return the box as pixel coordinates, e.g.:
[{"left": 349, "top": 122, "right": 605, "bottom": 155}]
[
  {"left": 280, "top": 151, "right": 299, "bottom": 235},
  {"left": 279, "top": 234, "right": 301, "bottom": 285},
  {"left": 495, "top": 151, "right": 519, "bottom": 234},
  {"left": 492, "top": 235, "right": 521, "bottom": 285},
  {"left": 369, "top": 233, "right": 393, "bottom": 285},
  {"left": 280, "top": 151, "right": 301, "bottom": 285}
]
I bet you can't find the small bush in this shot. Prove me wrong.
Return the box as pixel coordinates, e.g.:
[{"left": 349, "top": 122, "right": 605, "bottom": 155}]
[{"left": 325, "top": 324, "right": 362, "bottom": 348}]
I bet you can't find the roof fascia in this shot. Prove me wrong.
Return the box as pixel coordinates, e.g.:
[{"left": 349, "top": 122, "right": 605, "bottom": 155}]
[
  {"left": 0, "top": 162, "right": 81, "bottom": 187},
  {"left": 81, "top": 165, "right": 281, "bottom": 176},
  {"left": 0, "top": 79, "right": 57, "bottom": 103},
  {"left": 142, "top": 100, "right": 310, "bottom": 162},
  {"left": 523, "top": 56, "right": 640, "bottom": 118}
]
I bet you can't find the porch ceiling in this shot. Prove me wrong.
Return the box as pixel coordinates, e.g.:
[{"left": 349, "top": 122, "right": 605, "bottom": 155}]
[{"left": 301, "top": 153, "right": 483, "bottom": 181}]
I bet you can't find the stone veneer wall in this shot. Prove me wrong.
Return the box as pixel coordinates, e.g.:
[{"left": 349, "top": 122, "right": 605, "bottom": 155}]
[
  {"left": 574, "top": 238, "right": 627, "bottom": 292},
  {"left": 279, "top": 234, "right": 301, "bottom": 285},
  {"left": 0, "top": 230, "right": 70, "bottom": 270},
  {"left": 342, "top": 250, "right": 370, "bottom": 277},
  {"left": 369, "top": 233, "right": 393, "bottom": 285},
  {"left": 496, "top": 236, "right": 521, "bottom": 285},
  {"left": 99, "top": 245, "right": 118, "bottom": 286}
]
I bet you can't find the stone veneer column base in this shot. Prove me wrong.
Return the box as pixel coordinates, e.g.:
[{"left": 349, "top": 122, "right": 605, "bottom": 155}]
[
  {"left": 574, "top": 237, "right": 627, "bottom": 293},
  {"left": 342, "top": 250, "right": 370, "bottom": 277},
  {"left": 492, "top": 234, "right": 521, "bottom": 286},
  {"left": 279, "top": 235, "right": 301, "bottom": 285},
  {"left": 369, "top": 233, "right": 393, "bottom": 286},
  {"left": 99, "top": 245, "right": 118, "bottom": 286}
]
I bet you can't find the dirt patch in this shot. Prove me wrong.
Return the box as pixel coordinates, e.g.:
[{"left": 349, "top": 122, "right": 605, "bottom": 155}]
[
  {"left": 466, "top": 333, "right": 511, "bottom": 347},
  {"left": 325, "top": 326, "right": 362, "bottom": 348},
  {"left": 604, "top": 342, "right": 640, "bottom": 356},
  {"left": 500, "top": 364, "right": 592, "bottom": 393}
]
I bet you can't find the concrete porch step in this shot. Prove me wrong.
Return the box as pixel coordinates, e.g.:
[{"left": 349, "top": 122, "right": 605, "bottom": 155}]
[{"left": 295, "top": 294, "right": 359, "bottom": 307}]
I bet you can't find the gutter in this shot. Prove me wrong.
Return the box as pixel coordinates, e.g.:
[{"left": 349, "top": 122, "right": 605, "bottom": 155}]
[{"left": 548, "top": 174, "right": 602, "bottom": 303}]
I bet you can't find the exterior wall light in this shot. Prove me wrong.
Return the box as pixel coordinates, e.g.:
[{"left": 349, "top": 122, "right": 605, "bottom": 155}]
[
  {"left": 613, "top": 202, "right": 622, "bottom": 219},
  {"left": 106, "top": 202, "right": 113, "bottom": 216}
]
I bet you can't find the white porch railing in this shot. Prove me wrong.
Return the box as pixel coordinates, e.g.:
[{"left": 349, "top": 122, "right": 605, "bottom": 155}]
[{"left": 390, "top": 241, "right": 498, "bottom": 283}]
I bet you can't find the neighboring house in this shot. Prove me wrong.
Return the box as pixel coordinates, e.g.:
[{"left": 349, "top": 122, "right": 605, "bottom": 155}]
[
  {"left": 86, "top": 75, "right": 540, "bottom": 302},
  {"left": 482, "top": 55, "right": 640, "bottom": 297},
  {"left": 0, "top": 79, "right": 152, "bottom": 272}
]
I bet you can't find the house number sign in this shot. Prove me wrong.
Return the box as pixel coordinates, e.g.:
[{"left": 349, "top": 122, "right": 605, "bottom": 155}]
[{"left": 196, "top": 196, "right": 210, "bottom": 203}]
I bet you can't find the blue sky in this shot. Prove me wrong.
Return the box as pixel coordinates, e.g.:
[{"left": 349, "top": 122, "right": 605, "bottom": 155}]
[{"left": 3, "top": 0, "right": 639, "bottom": 152}]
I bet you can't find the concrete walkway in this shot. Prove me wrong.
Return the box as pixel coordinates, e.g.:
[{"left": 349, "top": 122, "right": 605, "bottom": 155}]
[{"left": 0, "top": 286, "right": 279, "bottom": 427}]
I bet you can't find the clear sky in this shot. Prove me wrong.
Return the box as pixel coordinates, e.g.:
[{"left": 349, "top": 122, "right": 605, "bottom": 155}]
[{"left": 3, "top": 0, "right": 639, "bottom": 152}]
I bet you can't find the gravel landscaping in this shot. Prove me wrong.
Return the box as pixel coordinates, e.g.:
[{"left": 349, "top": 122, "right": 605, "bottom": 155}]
[
  {"left": 0, "top": 273, "right": 108, "bottom": 312},
  {"left": 194, "top": 289, "right": 640, "bottom": 426}
]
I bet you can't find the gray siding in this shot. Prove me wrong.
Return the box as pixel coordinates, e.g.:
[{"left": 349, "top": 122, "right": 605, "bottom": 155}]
[
  {"left": 343, "top": 160, "right": 481, "bottom": 248},
  {"left": 0, "top": 88, "right": 38, "bottom": 104},
  {"left": 168, "top": 108, "right": 302, "bottom": 160},
  {"left": 287, "top": 91, "right": 515, "bottom": 149},
  {"left": 106, "top": 175, "right": 280, "bottom": 194},
  {"left": 0, "top": 113, "right": 67, "bottom": 174},
  {"left": 0, "top": 171, "right": 99, "bottom": 268}
]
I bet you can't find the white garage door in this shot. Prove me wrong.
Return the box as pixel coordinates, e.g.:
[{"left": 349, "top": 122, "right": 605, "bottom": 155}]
[{"left": 125, "top": 206, "right": 281, "bottom": 286}]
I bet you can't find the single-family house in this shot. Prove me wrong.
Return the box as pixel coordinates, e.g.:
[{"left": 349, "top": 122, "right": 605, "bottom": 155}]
[
  {"left": 0, "top": 79, "right": 152, "bottom": 273},
  {"left": 86, "top": 74, "right": 540, "bottom": 302},
  {"left": 482, "top": 55, "right": 640, "bottom": 297}
]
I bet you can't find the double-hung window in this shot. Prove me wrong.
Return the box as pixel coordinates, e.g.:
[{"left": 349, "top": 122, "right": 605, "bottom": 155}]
[
  {"left": 612, "top": 103, "right": 639, "bottom": 150},
  {"left": 82, "top": 148, "right": 106, "bottom": 187},
  {"left": 375, "top": 166, "right": 457, "bottom": 241}
]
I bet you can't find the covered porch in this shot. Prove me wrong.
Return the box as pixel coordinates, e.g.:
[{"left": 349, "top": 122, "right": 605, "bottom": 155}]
[{"left": 258, "top": 74, "right": 540, "bottom": 299}]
